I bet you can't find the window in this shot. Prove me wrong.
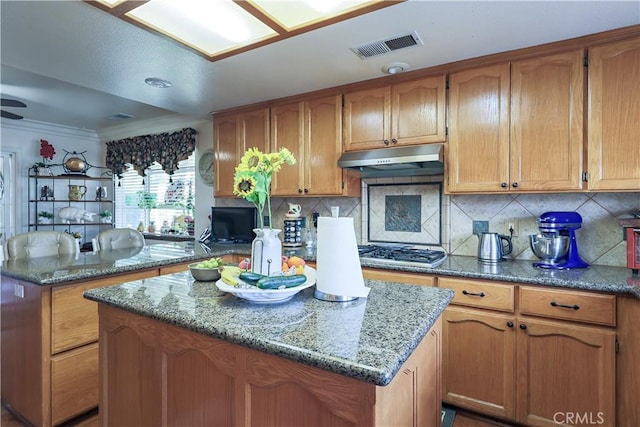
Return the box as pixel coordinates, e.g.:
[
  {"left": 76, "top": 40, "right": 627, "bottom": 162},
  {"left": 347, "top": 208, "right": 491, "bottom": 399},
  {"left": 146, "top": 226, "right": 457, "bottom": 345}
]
[{"left": 115, "top": 154, "right": 195, "bottom": 233}]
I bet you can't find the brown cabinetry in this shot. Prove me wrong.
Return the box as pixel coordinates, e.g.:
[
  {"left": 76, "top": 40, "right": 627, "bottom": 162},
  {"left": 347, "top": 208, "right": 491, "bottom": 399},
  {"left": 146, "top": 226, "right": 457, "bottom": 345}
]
[
  {"left": 97, "top": 304, "right": 442, "bottom": 427},
  {"left": 587, "top": 37, "right": 640, "bottom": 191},
  {"left": 213, "top": 108, "right": 270, "bottom": 197},
  {"left": 1, "top": 269, "right": 167, "bottom": 426},
  {"left": 214, "top": 97, "right": 358, "bottom": 198},
  {"left": 440, "top": 278, "right": 616, "bottom": 426},
  {"left": 447, "top": 50, "right": 584, "bottom": 193},
  {"left": 343, "top": 75, "right": 446, "bottom": 151}
]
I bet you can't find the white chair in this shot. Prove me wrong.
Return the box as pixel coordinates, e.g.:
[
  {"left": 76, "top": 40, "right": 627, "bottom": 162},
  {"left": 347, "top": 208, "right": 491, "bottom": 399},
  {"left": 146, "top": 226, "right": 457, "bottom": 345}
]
[
  {"left": 5, "top": 231, "right": 79, "bottom": 259},
  {"left": 96, "top": 228, "right": 145, "bottom": 251}
]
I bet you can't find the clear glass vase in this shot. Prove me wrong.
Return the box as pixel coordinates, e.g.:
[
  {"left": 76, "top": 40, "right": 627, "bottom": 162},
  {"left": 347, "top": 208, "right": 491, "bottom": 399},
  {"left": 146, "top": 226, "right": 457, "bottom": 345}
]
[{"left": 251, "top": 228, "right": 282, "bottom": 276}]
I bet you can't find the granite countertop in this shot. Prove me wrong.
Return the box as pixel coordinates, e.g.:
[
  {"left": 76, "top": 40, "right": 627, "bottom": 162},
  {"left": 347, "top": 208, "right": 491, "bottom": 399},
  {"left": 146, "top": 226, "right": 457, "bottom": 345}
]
[
  {"left": 83, "top": 271, "right": 454, "bottom": 386},
  {"left": 286, "top": 247, "right": 640, "bottom": 298},
  {"left": 3, "top": 239, "right": 638, "bottom": 297},
  {"left": 0, "top": 242, "right": 251, "bottom": 286}
]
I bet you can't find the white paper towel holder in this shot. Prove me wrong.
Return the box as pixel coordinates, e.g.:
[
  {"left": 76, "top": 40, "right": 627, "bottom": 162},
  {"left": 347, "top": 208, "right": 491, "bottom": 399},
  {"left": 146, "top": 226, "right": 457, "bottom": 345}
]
[{"left": 313, "top": 288, "right": 358, "bottom": 302}]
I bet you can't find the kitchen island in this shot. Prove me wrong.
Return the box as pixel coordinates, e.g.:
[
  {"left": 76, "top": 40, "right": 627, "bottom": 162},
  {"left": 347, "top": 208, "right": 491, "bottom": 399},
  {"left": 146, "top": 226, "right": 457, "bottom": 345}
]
[{"left": 84, "top": 272, "right": 454, "bottom": 426}]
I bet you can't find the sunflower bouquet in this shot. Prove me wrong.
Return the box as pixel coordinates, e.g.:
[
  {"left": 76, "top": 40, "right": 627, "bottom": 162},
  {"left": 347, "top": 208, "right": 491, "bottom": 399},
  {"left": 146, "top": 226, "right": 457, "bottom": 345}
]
[{"left": 233, "top": 147, "right": 296, "bottom": 229}]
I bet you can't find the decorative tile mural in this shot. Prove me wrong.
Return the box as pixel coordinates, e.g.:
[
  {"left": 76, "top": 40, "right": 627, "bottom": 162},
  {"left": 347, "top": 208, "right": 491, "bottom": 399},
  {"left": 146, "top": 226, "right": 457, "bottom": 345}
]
[{"left": 367, "top": 182, "right": 442, "bottom": 246}]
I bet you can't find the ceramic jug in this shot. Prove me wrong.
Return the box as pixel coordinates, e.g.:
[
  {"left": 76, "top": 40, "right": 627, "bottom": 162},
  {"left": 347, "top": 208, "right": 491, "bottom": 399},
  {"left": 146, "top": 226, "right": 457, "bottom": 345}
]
[
  {"left": 251, "top": 228, "right": 283, "bottom": 276},
  {"left": 68, "top": 184, "right": 87, "bottom": 201},
  {"left": 287, "top": 203, "right": 301, "bottom": 217}
]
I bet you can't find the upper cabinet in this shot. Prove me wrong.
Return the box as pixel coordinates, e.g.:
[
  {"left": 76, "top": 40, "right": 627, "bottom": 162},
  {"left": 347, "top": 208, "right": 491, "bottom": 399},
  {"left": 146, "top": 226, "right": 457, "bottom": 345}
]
[
  {"left": 271, "top": 95, "right": 360, "bottom": 197},
  {"left": 447, "top": 50, "right": 584, "bottom": 193},
  {"left": 214, "top": 108, "right": 269, "bottom": 197},
  {"left": 343, "top": 75, "right": 446, "bottom": 151},
  {"left": 587, "top": 37, "right": 640, "bottom": 191},
  {"left": 447, "top": 63, "right": 511, "bottom": 193}
]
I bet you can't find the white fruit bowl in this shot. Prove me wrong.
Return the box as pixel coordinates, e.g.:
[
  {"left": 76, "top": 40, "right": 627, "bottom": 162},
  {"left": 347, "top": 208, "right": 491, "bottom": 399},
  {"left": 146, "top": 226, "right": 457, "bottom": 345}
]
[{"left": 216, "top": 266, "right": 316, "bottom": 304}]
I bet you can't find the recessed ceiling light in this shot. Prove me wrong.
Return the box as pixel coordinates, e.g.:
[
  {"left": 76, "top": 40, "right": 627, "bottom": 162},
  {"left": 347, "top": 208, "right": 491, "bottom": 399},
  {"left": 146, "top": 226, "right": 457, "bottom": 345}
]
[
  {"left": 382, "top": 62, "right": 410, "bottom": 75},
  {"left": 144, "top": 77, "right": 173, "bottom": 88}
]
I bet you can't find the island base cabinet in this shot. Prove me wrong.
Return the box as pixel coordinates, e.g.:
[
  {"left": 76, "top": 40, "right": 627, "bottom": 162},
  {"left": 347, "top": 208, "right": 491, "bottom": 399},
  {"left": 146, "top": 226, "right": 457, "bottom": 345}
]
[{"left": 98, "top": 304, "right": 442, "bottom": 427}]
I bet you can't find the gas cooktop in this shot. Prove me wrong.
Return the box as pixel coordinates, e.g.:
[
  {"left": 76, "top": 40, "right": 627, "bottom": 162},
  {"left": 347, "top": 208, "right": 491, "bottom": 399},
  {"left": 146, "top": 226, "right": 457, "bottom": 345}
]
[{"left": 357, "top": 245, "right": 447, "bottom": 268}]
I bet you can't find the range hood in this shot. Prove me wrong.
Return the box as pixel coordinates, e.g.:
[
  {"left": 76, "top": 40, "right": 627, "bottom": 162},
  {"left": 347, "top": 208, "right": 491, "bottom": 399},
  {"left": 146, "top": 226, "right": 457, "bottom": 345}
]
[{"left": 337, "top": 144, "right": 444, "bottom": 178}]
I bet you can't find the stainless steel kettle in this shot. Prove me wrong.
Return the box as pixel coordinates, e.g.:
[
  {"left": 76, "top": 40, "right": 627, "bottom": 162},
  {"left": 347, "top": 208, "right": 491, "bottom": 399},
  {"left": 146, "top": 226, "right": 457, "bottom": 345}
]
[{"left": 478, "top": 232, "right": 513, "bottom": 262}]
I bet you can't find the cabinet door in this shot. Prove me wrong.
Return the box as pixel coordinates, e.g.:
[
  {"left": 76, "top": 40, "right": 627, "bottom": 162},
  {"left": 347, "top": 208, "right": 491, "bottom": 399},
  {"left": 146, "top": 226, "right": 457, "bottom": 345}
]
[
  {"left": 343, "top": 86, "right": 391, "bottom": 151},
  {"left": 391, "top": 75, "right": 446, "bottom": 146},
  {"left": 303, "top": 95, "right": 344, "bottom": 196},
  {"left": 215, "top": 109, "right": 270, "bottom": 197},
  {"left": 588, "top": 37, "right": 640, "bottom": 190},
  {"left": 447, "top": 64, "right": 511, "bottom": 193},
  {"left": 270, "top": 102, "right": 304, "bottom": 195},
  {"left": 442, "top": 307, "right": 516, "bottom": 420},
  {"left": 516, "top": 317, "right": 615, "bottom": 427},
  {"left": 240, "top": 108, "right": 270, "bottom": 154},
  {"left": 511, "top": 49, "right": 584, "bottom": 191},
  {"left": 214, "top": 113, "right": 239, "bottom": 197}
]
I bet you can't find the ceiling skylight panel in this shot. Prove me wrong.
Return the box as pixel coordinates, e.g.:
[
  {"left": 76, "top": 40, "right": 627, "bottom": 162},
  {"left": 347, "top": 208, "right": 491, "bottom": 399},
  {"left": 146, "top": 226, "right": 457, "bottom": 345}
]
[
  {"left": 126, "top": 0, "right": 277, "bottom": 55},
  {"left": 252, "top": 0, "right": 376, "bottom": 30}
]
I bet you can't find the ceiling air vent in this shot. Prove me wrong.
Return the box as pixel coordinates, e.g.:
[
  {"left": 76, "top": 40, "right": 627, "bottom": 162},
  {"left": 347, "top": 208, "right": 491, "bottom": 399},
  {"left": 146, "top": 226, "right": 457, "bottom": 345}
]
[{"left": 350, "top": 31, "right": 423, "bottom": 59}]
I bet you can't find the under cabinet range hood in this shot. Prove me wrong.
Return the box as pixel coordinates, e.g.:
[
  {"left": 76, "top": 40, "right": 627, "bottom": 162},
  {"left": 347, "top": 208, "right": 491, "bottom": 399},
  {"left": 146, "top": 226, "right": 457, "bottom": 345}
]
[{"left": 337, "top": 144, "right": 444, "bottom": 178}]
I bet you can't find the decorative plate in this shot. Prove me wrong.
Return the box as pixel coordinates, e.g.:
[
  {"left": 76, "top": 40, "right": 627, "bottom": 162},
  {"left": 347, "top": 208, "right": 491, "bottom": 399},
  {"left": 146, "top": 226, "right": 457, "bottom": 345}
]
[{"left": 216, "top": 266, "right": 316, "bottom": 304}]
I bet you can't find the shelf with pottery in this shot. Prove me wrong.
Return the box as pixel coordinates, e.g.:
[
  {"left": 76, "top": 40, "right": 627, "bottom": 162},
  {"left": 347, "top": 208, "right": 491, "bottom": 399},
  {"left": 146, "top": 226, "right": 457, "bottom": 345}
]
[{"left": 28, "top": 170, "right": 115, "bottom": 245}]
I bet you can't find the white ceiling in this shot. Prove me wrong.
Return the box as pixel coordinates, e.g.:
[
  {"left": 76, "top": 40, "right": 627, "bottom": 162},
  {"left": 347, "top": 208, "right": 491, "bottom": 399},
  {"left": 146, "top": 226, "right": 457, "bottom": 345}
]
[{"left": 1, "top": 0, "right": 638, "bottom": 133}]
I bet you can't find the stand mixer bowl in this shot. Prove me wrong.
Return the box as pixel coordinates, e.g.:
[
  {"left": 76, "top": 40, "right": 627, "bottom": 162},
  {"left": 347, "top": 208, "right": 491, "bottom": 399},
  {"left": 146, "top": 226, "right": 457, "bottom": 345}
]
[{"left": 529, "top": 234, "right": 569, "bottom": 263}]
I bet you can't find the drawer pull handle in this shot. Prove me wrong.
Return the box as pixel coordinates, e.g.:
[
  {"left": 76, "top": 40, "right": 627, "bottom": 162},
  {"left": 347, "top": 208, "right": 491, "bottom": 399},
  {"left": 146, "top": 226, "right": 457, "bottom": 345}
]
[
  {"left": 550, "top": 301, "right": 580, "bottom": 310},
  {"left": 507, "top": 321, "right": 514, "bottom": 328},
  {"left": 462, "top": 290, "right": 485, "bottom": 297}
]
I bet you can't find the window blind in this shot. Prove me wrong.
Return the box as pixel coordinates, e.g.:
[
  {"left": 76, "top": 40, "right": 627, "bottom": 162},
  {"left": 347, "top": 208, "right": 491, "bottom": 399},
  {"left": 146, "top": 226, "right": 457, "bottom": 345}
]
[{"left": 115, "top": 155, "right": 195, "bottom": 232}]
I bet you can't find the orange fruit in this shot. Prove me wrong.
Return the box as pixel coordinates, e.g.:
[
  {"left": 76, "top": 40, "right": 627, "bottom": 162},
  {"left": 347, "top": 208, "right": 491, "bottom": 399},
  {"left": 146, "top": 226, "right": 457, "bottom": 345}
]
[
  {"left": 287, "top": 256, "right": 305, "bottom": 268},
  {"left": 282, "top": 261, "right": 289, "bottom": 272}
]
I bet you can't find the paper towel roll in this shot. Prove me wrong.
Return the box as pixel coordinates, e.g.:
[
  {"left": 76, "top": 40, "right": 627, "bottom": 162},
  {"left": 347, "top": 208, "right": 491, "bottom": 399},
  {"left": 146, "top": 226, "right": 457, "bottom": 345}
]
[{"left": 316, "top": 217, "right": 370, "bottom": 299}]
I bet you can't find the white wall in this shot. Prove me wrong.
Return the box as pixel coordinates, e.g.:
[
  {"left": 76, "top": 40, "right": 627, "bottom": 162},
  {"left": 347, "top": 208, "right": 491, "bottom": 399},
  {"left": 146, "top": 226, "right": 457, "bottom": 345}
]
[
  {"left": 1, "top": 113, "right": 214, "bottom": 238},
  {"left": 0, "top": 119, "right": 102, "bottom": 234}
]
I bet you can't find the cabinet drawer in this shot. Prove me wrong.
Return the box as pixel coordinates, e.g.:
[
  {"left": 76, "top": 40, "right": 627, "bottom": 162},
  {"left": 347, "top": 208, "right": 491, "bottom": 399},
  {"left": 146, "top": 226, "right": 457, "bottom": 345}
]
[
  {"left": 363, "top": 268, "right": 435, "bottom": 286},
  {"left": 51, "top": 343, "right": 99, "bottom": 425},
  {"left": 52, "top": 270, "right": 157, "bottom": 353},
  {"left": 439, "top": 278, "right": 514, "bottom": 312},
  {"left": 519, "top": 286, "right": 616, "bottom": 326}
]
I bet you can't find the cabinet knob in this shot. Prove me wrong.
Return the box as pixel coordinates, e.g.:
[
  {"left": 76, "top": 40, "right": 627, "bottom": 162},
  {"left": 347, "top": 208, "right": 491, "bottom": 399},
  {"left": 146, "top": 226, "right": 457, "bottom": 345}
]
[
  {"left": 298, "top": 189, "right": 303, "bottom": 194},
  {"left": 512, "top": 182, "right": 519, "bottom": 188},
  {"left": 303, "top": 188, "right": 309, "bottom": 193},
  {"left": 519, "top": 323, "right": 527, "bottom": 330},
  {"left": 507, "top": 321, "right": 514, "bottom": 328},
  {"left": 383, "top": 139, "right": 390, "bottom": 145},
  {"left": 391, "top": 138, "right": 398, "bottom": 144},
  {"left": 501, "top": 182, "right": 508, "bottom": 188}
]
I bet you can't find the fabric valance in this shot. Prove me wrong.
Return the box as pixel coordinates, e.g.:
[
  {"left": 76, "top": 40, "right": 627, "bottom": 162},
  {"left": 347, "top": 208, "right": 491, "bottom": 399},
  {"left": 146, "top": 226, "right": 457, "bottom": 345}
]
[{"left": 106, "top": 127, "right": 197, "bottom": 178}]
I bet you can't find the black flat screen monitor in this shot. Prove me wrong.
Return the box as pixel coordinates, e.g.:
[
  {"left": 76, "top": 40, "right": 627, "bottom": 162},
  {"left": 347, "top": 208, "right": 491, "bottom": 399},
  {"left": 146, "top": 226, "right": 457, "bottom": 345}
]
[{"left": 210, "top": 207, "right": 257, "bottom": 243}]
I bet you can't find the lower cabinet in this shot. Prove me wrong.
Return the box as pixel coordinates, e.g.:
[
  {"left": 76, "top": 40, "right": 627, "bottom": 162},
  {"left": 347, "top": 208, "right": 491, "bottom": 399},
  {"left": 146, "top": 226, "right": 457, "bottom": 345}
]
[
  {"left": 440, "top": 278, "right": 616, "bottom": 427},
  {"left": 1, "top": 268, "right": 171, "bottom": 426}
]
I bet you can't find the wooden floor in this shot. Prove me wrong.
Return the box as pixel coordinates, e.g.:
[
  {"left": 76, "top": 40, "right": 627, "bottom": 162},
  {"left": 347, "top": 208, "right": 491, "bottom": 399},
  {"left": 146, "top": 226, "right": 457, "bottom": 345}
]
[{"left": 2, "top": 405, "right": 512, "bottom": 427}]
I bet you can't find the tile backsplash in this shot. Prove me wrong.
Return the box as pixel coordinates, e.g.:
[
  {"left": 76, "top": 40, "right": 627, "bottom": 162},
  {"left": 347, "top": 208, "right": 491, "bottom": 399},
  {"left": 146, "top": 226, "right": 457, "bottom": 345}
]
[{"left": 217, "top": 180, "right": 639, "bottom": 267}]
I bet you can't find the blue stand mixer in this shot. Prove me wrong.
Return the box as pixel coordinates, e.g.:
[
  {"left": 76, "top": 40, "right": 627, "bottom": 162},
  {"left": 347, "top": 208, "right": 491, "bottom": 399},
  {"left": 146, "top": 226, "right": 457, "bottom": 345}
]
[{"left": 529, "top": 211, "right": 589, "bottom": 269}]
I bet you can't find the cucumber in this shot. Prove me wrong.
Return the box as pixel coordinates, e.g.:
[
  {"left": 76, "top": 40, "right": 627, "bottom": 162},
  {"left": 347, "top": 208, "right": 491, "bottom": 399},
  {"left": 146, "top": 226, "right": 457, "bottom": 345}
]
[
  {"left": 256, "top": 274, "right": 307, "bottom": 290},
  {"left": 239, "top": 271, "right": 266, "bottom": 285}
]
